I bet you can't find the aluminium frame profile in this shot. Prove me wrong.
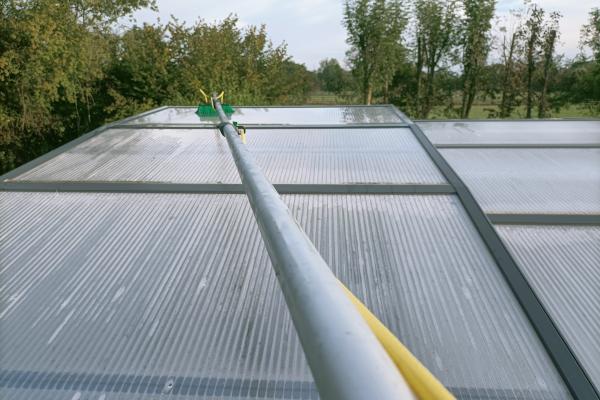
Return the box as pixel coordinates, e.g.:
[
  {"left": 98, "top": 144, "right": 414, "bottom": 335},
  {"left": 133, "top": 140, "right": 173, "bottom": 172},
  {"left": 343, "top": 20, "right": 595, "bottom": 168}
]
[
  {"left": 111, "top": 123, "right": 410, "bottom": 129},
  {"left": 213, "top": 97, "right": 414, "bottom": 400},
  {"left": 393, "top": 107, "right": 600, "bottom": 400},
  {"left": 0, "top": 181, "right": 455, "bottom": 195}
]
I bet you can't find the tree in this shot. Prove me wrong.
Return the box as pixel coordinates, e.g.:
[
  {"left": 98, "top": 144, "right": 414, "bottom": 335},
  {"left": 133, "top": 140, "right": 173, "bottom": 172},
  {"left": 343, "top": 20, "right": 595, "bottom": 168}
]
[
  {"left": 523, "top": 3, "right": 544, "bottom": 118},
  {"left": 498, "top": 7, "right": 527, "bottom": 118},
  {"left": 104, "top": 24, "right": 172, "bottom": 119},
  {"left": 0, "top": 2, "right": 312, "bottom": 174},
  {"left": 580, "top": 8, "right": 600, "bottom": 62},
  {"left": 413, "top": 0, "right": 460, "bottom": 117},
  {"left": 343, "top": 0, "right": 407, "bottom": 104},
  {"left": 459, "top": 0, "right": 496, "bottom": 118},
  {"left": 572, "top": 7, "right": 600, "bottom": 113},
  {"left": 317, "top": 58, "right": 348, "bottom": 93},
  {"left": 538, "top": 12, "right": 561, "bottom": 118}
]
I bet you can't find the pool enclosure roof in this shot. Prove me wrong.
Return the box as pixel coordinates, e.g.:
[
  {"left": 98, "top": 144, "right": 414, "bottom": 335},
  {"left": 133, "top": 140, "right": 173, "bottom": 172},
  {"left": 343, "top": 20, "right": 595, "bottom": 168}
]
[{"left": 1, "top": 105, "right": 599, "bottom": 400}]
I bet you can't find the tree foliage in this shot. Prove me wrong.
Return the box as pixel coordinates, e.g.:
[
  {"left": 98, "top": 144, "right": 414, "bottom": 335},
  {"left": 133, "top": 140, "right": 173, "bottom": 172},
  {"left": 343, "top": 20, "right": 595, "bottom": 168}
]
[
  {"left": 580, "top": 8, "right": 600, "bottom": 62},
  {"left": 413, "top": 0, "right": 459, "bottom": 118},
  {"left": 459, "top": 0, "right": 495, "bottom": 118},
  {"left": 343, "top": 0, "right": 407, "bottom": 104},
  {"left": 317, "top": 58, "right": 350, "bottom": 93},
  {"left": 0, "top": 3, "right": 311, "bottom": 173}
]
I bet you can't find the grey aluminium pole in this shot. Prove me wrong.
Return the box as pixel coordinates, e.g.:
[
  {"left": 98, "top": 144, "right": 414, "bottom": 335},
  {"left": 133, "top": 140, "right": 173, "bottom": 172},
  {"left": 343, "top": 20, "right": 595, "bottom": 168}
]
[{"left": 212, "top": 97, "right": 414, "bottom": 400}]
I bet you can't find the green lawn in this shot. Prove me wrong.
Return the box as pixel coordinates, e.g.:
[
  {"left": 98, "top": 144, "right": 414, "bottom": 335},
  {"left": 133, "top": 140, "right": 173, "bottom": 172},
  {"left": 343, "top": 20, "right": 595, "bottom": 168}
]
[
  {"left": 306, "top": 91, "right": 600, "bottom": 119},
  {"left": 428, "top": 104, "right": 599, "bottom": 119}
]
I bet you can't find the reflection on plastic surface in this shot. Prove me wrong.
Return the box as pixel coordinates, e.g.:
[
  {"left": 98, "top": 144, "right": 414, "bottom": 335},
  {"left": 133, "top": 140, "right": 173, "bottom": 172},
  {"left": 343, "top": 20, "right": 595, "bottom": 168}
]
[
  {"left": 418, "top": 120, "right": 600, "bottom": 145},
  {"left": 125, "top": 106, "right": 403, "bottom": 125},
  {"left": 14, "top": 128, "right": 446, "bottom": 185},
  {"left": 441, "top": 148, "right": 600, "bottom": 214}
]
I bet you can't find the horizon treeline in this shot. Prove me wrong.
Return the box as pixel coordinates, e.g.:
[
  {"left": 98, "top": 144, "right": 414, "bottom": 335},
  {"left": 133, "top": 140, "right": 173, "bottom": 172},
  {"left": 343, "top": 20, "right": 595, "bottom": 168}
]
[
  {"left": 336, "top": 0, "right": 600, "bottom": 118},
  {"left": 1, "top": 0, "right": 599, "bottom": 173}
]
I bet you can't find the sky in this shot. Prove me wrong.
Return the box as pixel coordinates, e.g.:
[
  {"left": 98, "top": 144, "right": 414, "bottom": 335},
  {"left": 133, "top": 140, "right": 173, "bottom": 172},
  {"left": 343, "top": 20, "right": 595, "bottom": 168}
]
[{"left": 129, "top": 0, "right": 597, "bottom": 70}]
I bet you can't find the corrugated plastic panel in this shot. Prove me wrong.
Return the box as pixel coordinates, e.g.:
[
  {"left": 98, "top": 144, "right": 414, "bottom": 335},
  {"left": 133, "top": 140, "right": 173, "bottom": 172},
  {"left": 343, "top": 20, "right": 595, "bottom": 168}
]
[
  {"left": 125, "top": 106, "right": 403, "bottom": 125},
  {"left": 417, "top": 120, "right": 600, "bottom": 145},
  {"left": 0, "top": 192, "right": 570, "bottom": 399},
  {"left": 13, "top": 128, "right": 446, "bottom": 185},
  {"left": 13, "top": 128, "right": 241, "bottom": 183},
  {"left": 246, "top": 128, "right": 446, "bottom": 184},
  {"left": 0, "top": 192, "right": 315, "bottom": 400},
  {"left": 441, "top": 148, "right": 600, "bottom": 214},
  {"left": 497, "top": 225, "right": 600, "bottom": 388}
]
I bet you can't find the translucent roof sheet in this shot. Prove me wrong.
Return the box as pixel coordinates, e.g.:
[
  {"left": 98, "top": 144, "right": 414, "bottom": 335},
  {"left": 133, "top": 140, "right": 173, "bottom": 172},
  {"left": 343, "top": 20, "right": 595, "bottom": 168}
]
[
  {"left": 2, "top": 103, "right": 597, "bottom": 400},
  {"left": 13, "top": 128, "right": 239, "bottom": 183},
  {"left": 246, "top": 128, "right": 445, "bottom": 184},
  {"left": 125, "top": 106, "right": 403, "bottom": 125},
  {"left": 440, "top": 148, "right": 600, "bottom": 214},
  {"left": 0, "top": 192, "right": 570, "bottom": 399},
  {"left": 417, "top": 120, "right": 600, "bottom": 145},
  {"left": 498, "top": 225, "right": 600, "bottom": 388},
  {"left": 13, "top": 127, "right": 446, "bottom": 185}
]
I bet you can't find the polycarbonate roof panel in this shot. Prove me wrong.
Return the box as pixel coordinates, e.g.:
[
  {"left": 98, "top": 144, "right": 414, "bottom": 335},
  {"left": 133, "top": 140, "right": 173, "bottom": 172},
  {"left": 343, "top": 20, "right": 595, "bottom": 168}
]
[
  {"left": 417, "top": 120, "right": 600, "bottom": 145},
  {"left": 12, "top": 128, "right": 446, "bottom": 185},
  {"left": 0, "top": 192, "right": 570, "bottom": 399},
  {"left": 0, "top": 192, "right": 315, "bottom": 400},
  {"left": 246, "top": 128, "right": 446, "bottom": 184},
  {"left": 125, "top": 106, "right": 403, "bottom": 125},
  {"left": 13, "top": 128, "right": 241, "bottom": 183},
  {"left": 497, "top": 225, "right": 600, "bottom": 388},
  {"left": 441, "top": 148, "right": 600, "bottom": 214}
]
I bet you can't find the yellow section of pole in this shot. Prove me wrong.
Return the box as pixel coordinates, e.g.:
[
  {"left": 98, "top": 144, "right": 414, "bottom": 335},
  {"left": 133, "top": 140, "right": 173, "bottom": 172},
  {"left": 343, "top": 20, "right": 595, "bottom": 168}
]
[{"left": 339, "top": 281, "right": 456, "bottom": 400}]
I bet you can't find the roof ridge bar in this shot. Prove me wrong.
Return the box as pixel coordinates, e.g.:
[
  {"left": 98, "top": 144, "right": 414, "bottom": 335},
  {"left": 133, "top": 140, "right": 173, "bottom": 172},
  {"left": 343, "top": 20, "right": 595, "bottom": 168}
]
[
  {"left": 435, "top": 143, "right": 600, "bottom": 149},
  {"left": 212, "top": 97, "right": 414, "bottom": 400},
  {"left": 111, "top": 123, "right": 409, "bottom": 129},
  {"left": 392, "top": 107, "right": 599, "bottom": 400}
]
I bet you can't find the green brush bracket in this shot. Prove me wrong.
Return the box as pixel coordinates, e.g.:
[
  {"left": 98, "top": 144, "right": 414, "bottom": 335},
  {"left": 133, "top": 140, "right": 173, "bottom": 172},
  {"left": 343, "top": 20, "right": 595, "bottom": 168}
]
[{"left": 196, "top": 103, "right": 235, "bottom": 117}]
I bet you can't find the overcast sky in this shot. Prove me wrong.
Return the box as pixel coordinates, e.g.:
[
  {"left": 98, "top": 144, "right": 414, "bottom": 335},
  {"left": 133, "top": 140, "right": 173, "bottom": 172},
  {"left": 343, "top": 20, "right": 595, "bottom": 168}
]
[{"left": 129, "top": 0, "right": 597, "bottom": 70}]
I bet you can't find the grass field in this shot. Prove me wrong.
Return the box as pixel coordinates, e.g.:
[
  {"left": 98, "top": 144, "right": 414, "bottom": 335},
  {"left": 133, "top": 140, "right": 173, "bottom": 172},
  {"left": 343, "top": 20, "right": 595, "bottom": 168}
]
[
  {"left": 428, "top": 104, "right": 599, "bottom": 119},
  {"left": 307, "top": 91, "right": 600, "bottom": 119}
]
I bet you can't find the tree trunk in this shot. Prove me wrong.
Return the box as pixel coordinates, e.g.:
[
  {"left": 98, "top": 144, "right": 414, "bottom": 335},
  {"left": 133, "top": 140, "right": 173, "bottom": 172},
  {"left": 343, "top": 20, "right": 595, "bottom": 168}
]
[
  {"left": 526, "top": 34, "right": 536, "bottom": 119},
  {"left": 415, "top": 34, "right": 424, "bottom": 115},
  {"left": 538, "top": 29, "right": 556, "bottom": 118},
  {"left": 500, "top": 33, "right": 517, "bottom": 118},
  {"left": 460, "top": 78, "right": 469, "bottom": 118},
  {"left": 366, "top": 83, "right": 373, "bottom": 105},
  {"left": 383, "top": 79, "right": 389, "bottom": 103},
  {"left": 464, "top": 78, "right": 477, "bottom": 118},
  {"left": 423, "top": 65, "right": 436, "bottom": 118}
]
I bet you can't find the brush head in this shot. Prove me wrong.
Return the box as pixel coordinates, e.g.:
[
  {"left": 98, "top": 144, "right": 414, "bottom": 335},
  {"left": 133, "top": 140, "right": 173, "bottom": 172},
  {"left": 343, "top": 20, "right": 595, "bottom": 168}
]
[{"left": 196, "top": 104, "right": 235, "bottom": 117}]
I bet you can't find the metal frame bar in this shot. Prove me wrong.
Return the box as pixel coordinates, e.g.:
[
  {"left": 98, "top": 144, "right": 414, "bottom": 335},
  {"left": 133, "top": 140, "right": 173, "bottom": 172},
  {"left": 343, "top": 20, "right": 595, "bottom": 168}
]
[
  {"left": 0, "top": 106, "right": 169, "bottom": 181},
  {"left": 213, "top": 98, "right": 412, "bottom": 400},
  {"left": 0, "top": 368, "right": 568, "bottom": 400},
  {"left": 112, "top": 123, "right": 410, "bottom": 130},
  {"left": 0, "top": 181, "right": 455, "bottom": 195},
  {"left": 436, "top": 143, "right": 600, "bottom": 149},
  {"left": 392, "top": 107, "right": 599, "bottom": 400},
  {"left": 489, "top": 214, "right": 600, "bottom": 226}
]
